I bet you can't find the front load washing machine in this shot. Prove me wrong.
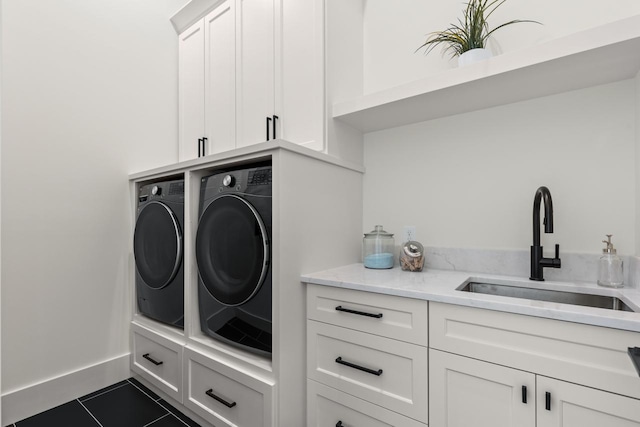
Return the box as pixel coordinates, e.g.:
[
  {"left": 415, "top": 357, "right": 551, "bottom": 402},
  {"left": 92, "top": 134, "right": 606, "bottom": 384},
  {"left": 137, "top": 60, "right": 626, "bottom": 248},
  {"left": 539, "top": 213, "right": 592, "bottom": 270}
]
[
  {"left": 133, "top": 179, "right": 185, "bottom": 328},
  {"left": 196, "top": 162, "right": 272, "bottom": 357}
]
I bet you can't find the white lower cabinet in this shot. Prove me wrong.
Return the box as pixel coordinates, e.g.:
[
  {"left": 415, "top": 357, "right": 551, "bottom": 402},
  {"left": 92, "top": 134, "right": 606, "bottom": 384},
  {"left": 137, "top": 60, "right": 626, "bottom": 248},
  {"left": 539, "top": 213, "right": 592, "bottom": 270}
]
[
  {"left": 182, "top": 347, "right": 274, "bottom": 427},
  {"left": 306, "top": 284, "right": 428, "bottom": 426},
  {"left": 430, "top": 349, "right": 640, "bottom": 427},
  {"left": 131, "top": 322, "right": 184, "bottom": 402},
  {"left": 537, "top": 376, "right": 640, "bottom": 427},
  {"left": 429, "top": 302, "right": 640, "bottom": 427},
  {"left": 429, "top": 349, "right": 535, "bottom": 427},
  {"left": 307, "top": 379, "right": 425, "bottom": 427}
]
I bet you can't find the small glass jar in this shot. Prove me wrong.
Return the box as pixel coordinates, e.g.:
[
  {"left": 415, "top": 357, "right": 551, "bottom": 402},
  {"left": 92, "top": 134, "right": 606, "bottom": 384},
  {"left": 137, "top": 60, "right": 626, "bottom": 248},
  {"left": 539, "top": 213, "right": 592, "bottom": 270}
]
[
  {"left": 363, "top": 225, "right": 395, "bottom": 269},
  {"left": 400, "top": 241, "right": 425, "bottom": 272}
]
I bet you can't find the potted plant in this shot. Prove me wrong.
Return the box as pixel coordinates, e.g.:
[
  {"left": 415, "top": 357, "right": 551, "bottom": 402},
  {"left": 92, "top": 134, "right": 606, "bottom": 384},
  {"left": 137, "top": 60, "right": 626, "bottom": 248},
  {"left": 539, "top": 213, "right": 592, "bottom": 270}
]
[{"left": 416, "top": 0, "right": 540, "bottom": 66}]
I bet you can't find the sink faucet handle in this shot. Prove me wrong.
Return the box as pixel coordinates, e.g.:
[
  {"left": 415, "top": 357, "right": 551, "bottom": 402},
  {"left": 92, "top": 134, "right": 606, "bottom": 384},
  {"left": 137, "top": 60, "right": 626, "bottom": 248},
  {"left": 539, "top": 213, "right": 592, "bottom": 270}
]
[{"left": 555, "top": 244, "right": 560, "bottom": 259}]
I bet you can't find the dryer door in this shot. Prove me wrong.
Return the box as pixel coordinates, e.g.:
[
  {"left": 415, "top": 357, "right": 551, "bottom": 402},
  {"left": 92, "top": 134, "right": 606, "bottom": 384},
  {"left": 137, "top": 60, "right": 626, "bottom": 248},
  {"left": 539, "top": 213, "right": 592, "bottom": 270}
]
[
  {"left": 196, "top": 194, "right": 269, "bottom": 306},
  {"left": 134, "top": 201, "right": 183, "bottom": 289}
]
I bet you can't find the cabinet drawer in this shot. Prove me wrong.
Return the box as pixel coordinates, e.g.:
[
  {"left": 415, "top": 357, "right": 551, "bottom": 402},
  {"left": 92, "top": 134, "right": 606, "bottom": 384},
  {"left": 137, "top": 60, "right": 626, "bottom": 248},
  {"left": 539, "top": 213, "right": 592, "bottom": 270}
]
[
  {"left": 307, "top": 380, "right": 426, "bottom": 427},
  {"left": 430, "top": 302, "right": 640, "bottom": 400},
  {"left": 131, "top": 323, "right": 183, "bottom": 402},
  {"left": 307, "top": 284, "right": 428, "bottom": 345},
  {"left": 183, "top": 347, "right": 274, "bottom": 427},
  {"left": 307, "top": 321, "right": 428, "bottom": 422}
]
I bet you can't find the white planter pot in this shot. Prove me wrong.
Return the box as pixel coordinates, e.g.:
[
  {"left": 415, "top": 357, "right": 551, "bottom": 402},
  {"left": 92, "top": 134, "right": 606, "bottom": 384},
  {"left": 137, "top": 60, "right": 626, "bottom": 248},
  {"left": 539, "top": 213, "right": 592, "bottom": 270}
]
[{"left": 458, "top": 48, "right": 492, "bottom": 67}]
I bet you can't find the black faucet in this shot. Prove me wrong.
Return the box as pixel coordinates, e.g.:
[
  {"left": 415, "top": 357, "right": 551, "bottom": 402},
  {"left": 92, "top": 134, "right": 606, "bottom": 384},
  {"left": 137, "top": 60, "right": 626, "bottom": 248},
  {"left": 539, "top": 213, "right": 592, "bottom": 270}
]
[{"left": 530, "top": 186, "right": 561, "bottom": 281}]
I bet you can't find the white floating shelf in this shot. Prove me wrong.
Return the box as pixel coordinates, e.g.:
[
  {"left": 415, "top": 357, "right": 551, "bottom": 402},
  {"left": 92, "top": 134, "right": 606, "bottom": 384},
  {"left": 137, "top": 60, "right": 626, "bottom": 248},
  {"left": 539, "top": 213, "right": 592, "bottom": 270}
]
[{"left": 332, "top": 15, "right": 640, "bottom": 133}]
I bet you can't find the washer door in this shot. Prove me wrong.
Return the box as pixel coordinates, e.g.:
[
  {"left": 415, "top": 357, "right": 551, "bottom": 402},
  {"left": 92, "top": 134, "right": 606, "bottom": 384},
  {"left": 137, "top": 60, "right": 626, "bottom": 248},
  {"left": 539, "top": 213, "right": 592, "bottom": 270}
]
[
  {"left": 133, "top": 201, "right": 183, "bottom": 290},
  {"left": 196, "top": 194, "right": 269, "bottom": 306}
]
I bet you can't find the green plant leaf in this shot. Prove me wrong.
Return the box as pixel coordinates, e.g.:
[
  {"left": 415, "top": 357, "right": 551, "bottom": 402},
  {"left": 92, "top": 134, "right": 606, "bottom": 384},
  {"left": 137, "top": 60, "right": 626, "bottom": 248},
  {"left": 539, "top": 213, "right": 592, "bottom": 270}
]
[{"left": 415, "top": 0, "right": 541, "bottom": 57}]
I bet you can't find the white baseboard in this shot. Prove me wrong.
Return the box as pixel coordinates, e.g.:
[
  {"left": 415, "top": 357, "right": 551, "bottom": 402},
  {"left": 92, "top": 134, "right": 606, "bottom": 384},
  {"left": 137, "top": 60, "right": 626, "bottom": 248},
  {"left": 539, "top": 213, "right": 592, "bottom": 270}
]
[{"left": 1, "top": 353, "right": 131, "bottom": 425}]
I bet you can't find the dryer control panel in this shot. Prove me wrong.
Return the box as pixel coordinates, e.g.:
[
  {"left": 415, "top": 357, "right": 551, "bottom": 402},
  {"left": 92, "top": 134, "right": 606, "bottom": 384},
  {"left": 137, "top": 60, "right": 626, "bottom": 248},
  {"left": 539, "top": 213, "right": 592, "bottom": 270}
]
[{"left": 248, "top": 168, "right": 272, "bottom": 186}]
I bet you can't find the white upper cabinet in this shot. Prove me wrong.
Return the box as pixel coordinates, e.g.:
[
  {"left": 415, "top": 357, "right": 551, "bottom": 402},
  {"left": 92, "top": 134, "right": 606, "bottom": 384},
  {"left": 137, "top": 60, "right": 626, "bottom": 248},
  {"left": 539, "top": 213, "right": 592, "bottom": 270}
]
[
  {"left": 176, "top": 0, "right": 324, "bottom": 161},
  {"left": 178, "top": 20, "right": 205, "bottom": 161},
  {"left": 204, "top": 0, "right": 236, "bottom": 154},
  {"left": 235, "top": 0, "right": 275, "bottom": 148}
]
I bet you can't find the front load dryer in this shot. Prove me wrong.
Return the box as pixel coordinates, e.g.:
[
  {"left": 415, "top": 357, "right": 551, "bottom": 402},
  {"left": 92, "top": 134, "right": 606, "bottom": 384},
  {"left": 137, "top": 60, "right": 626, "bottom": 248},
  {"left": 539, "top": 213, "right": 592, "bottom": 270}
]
[
  {"left": 196, "top": 163, "right": 272, "bottom": 357},
  {"left": 133, "top": 179, "right": 185, "bottom": 328}
]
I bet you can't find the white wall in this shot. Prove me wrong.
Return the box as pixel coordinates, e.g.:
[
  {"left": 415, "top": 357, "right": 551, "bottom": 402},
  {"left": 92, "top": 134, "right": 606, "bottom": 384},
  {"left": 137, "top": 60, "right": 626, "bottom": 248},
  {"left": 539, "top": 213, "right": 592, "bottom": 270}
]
[
  {"left": 364, "top": 79, "right": 636, "bottom": 255},
  {"left": 1, "top": 0, "right": 187, "bottom": 395},
  {"left": 363, "top": 0, "right": 640, "bottom": 93},
  {"left": 361, "top": 3, "right": 640, "bottom": 259}
]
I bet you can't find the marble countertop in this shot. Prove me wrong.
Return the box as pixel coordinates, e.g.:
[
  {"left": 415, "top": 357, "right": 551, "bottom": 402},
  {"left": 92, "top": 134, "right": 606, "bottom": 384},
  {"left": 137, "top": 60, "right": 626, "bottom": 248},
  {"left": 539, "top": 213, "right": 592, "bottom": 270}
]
[{"left": 301, "top": 264, "right": 640, "bottom": 333}]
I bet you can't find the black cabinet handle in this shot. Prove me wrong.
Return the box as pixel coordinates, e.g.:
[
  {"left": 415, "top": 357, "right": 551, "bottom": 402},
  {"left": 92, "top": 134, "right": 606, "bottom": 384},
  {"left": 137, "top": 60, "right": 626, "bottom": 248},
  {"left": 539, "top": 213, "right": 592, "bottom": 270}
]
[
  {"left": 336, "top": 422, "right": 343, "bottom": 427},
  {"left": 335, "top": 357, "right": 383, "bottom": 376},
  {"left": 205, "top": 389, "right": 236, "bottom": 408},
  {"left": 545, "top": 391, "right": 551, "bottom": 411},
  {"left": 335, "top": 306, "right": 383, "bottom": 319},
  {"left": 272, "top": 115, "right": 278, "bottom": 139},
  {"left": 142, "top": 353, "right": 163, "bottom": 366},
  {"left": 266, "top": 116, "right": 272, "bottom": 141},
  {"left": 629, "top": 347, "right": 640, "bottom": 376},
  {"left": 198, "top": 137, "right": 207, "bottom": 158},
  {"left": 522, "top": 385, "right": 527, "bottom": 404}
]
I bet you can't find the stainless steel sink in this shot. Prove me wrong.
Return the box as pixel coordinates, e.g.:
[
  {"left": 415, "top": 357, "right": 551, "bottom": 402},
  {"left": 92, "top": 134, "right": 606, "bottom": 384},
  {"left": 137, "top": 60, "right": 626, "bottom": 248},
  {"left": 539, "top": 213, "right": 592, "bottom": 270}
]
[{"left": 458, "top": 280, "right": 636, "bottom": 312}]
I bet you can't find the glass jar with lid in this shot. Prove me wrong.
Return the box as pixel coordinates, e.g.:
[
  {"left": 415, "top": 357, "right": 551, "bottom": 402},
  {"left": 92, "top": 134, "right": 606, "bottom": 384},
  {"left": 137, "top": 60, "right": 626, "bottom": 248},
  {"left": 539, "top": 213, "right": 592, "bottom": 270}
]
[
  {"left": 400, "top": 241, "right": 425, "bottom": 272},
  {"left": 363, "top": 225, "right": 395, "bottom": 269}
]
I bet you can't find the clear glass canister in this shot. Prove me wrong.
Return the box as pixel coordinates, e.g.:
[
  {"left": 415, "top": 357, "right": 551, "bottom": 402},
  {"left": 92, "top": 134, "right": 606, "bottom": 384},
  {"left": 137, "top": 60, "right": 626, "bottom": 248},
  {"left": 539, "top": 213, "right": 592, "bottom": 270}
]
[{"left": 363, "top": 225, "right": 395, "bottom": 269}]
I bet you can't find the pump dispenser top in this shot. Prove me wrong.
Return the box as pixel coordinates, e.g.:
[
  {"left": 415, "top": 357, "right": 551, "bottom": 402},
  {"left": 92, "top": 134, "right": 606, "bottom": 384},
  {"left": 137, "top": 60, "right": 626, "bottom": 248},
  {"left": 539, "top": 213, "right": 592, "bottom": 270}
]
[{"left": 602, "top": 234, "right": 617, "bottom": 254}]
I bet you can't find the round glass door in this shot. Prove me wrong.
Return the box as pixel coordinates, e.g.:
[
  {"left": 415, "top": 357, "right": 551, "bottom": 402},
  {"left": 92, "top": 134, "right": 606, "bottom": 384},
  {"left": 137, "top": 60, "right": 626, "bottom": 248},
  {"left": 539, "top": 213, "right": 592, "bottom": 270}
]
[
  {"left": 133, "top": 202, "right": 183, "bottom": 289},
  {"left": 196, "top": 194, "right": 269, "bottom": 306}
]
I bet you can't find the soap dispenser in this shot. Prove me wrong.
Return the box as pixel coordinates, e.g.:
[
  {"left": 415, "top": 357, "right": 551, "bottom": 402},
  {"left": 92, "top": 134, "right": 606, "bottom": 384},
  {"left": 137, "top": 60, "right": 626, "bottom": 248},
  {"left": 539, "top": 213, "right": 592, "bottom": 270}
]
[{"left": 597, "top": 234, "right": 624, "bottom": 288}]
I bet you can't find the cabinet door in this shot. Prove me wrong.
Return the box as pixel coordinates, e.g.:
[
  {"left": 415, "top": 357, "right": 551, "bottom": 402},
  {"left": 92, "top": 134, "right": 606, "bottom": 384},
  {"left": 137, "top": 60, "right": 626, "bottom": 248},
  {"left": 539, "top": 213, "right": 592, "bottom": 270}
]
[
  {"left": 280, "top": 0, "right": 324, "bottom": 150},
  {"left": 429, "top": 349, "right": 535, "bottom": 427},
  {"left": 537, "top": 376, "right": 640, "bottom": 427},
  {"left": 204, "top": 0, "right": 237, "bottom": 154},
  {"left": 236, "top": 0, "right": 275, "bottom": 146},
  {"left": 178, "top": 20, "right": 205, "bottom": 161}
]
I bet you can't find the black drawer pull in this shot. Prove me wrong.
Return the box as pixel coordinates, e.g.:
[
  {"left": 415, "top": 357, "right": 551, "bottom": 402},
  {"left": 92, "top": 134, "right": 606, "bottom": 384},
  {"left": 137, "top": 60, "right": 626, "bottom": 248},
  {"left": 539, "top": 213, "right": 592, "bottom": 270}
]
[
  {"left": 545, "top": 391, "right": 551, "bottom": 411},
  {"left": 336, "top": 422, "right": 343, "bottom": 427},
  {"left": 272, "top": 115, "right": 279, "bottom": 139},
  {"left": 522, "top": 385, "right": 527, "bottom": 404},
  {"left": 629, "top": 347, "right": 640, "bottom": 376},
  {"left": 266, "top": 116, "right": 271, "bottom": 141},
  {"left": 206, "top": 389, "right": 237, "bottom": 408},
  {"left": 142, "top": 353, "right": 163, "bottom": 366},
  {"left": 335, "top": 357, "right": 383, "bottom": 376},
  {"left": 335, "top": 306, "right": 383, "bottom": 319},
  {"left": 198, "top": 137, "right": 207, "bottom": 158}
]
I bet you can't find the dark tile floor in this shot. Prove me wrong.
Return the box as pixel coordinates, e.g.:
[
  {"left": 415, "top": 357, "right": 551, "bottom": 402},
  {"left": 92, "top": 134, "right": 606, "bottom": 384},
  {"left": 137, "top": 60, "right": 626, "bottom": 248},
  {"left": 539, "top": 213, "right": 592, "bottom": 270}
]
[{"left": 6, "top": 378, "right": 201, "bottom": 427}]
